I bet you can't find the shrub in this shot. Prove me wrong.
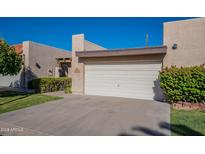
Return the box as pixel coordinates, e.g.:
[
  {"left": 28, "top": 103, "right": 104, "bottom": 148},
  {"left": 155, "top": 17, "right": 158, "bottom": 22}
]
[
  {"left": 64, "top": 86, "right": 72, "bottom": 94},
  {"left": 0, "top": 40, "right": 22, "bottom": 75},
  {"left": 159, "top": 65, "right": 205, "bottom": 103},
  {"left": 28, "top": 77, "right": 71, "bottom": 93}
]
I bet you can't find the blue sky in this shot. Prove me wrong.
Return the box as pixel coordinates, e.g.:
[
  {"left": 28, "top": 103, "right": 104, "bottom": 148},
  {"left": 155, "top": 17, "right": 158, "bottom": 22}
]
[{"left": 0, "top": 17, "right": 194, "bottom": 51}]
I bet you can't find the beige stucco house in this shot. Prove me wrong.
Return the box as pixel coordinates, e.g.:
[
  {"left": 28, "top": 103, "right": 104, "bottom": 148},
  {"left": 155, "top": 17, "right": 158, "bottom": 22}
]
[
  {"left": 1, "top": 17, "right": 204, "bottom": 101},
  {"left": 0, "top": 41, "right": 71, "bottom": 88},
  {"left": 71, "top": 18, "right": 205, "bottom": 101}
]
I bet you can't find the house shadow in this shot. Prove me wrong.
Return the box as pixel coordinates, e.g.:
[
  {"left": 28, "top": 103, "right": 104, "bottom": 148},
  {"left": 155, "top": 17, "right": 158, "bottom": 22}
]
[
  {"left": 0, "top": 94, "right": 30, "bottom": 105},
  {"left": 118, "top": 121, "right": 203, "bottom": 136},
  {"left": 6, "top": 66, "right": 37, "bottom": 90},
  {"left": 0, "top": 88, "right": 26, "bottom": 97},
  {"left": 8, "top": 70, "right": 25, "bottom": 88},
  {"left": 152, "top": 78, "right": 170, "bottom": 104},
  {"left": 25, "top": 67, "right": 38, "bottom": 85},
  {"left": 163, "top": 123, "right": 203, "bottom": 136},
  {"left": 0, "top": 69, "right": 35, "bottom": 104},
  {"left": 0, "top": 67, "right": 37, "bottom": 98},
  {"left": 0, "top": 86, "right": 31, "bottom": 105}
]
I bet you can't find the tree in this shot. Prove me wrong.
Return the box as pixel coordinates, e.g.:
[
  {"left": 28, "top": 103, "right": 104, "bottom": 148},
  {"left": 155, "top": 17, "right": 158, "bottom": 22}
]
[{"left": 0, "top": 40, "right": 22, "bottom": 75}]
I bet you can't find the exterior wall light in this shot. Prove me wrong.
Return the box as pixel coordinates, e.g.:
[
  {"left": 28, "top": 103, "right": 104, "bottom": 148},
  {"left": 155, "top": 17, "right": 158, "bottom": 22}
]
[
  {"left": 35, "top": 62, "right": 41, "bottom": 69},
  {"left": 172, "top": 43, "right": 177, "bottom": 49}
]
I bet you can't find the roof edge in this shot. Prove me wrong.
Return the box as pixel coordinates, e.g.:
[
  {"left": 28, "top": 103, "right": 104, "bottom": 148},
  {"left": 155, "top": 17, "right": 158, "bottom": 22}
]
[
  {"left": 27, "top": 41, "right": 71, "bottom": 52},
  {"left": 76, "top": 46, "right": 167, "bottom": 58},
  {"left": 78, "top": 45, "right": 167, "bottom": 53}
]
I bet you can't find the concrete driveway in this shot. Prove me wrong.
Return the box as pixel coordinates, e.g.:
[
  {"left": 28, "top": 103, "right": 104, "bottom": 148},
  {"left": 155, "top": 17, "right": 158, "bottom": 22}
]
[{"left": 0, "top": 94, "right": 170, "bottom": 136}]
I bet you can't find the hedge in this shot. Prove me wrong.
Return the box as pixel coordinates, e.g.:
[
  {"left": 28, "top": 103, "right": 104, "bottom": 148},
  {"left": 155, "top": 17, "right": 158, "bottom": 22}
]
[
  {"left": 159, "top": 65, "right": 205, "bottom": 103},
  {"left": 28, "top": 77, "right": 71, "bottom": 93}
]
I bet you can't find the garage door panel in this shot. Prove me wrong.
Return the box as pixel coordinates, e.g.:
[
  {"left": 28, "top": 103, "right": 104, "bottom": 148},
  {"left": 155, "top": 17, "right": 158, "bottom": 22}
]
[
  {"left": 85, "top": 75, "right": 159, "bottom": 80},
  {"left": 86, "top": 87, "right": 155, "bottom": 95},
  {"left": 85, "top": 75, "right": 159, "bottom": 81},
  {"left": 85, "top": 71, "right": 159, "bottom": 76},
  {"left": 85, "top": 81, "right": 156, "bottom": 87},
  {"left": 85, "top": 74, "right": 158, "bottom": 84},
  {"left": 85, "top": 63, "right": 161, "bottom": 71},
  {"left": 85, "top": 62, "right": 161, "bottom": 100}
]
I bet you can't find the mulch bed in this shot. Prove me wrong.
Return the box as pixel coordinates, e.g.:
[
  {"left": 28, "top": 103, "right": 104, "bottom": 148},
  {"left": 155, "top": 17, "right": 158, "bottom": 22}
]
[{"left": 172, "top": 102, "right": 205, "bottom": 110}]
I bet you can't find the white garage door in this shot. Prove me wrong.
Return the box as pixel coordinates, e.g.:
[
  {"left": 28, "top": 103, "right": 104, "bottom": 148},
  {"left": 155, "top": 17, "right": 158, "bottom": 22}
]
[{"left": 85, "top": 62, "right": 162, "bottom": 100}]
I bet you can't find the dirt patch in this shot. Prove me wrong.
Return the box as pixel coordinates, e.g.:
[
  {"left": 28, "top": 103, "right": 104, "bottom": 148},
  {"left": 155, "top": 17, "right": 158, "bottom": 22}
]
[{"left": 172, "top": 102, "right": 205, "bottom": 110}]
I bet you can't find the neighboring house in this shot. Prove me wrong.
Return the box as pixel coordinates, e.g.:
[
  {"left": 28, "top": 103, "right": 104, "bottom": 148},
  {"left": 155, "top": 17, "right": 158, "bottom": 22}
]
[
  {"left": 72, "top": 18, "right": 205, "bottom": 101},
  {"left": 0, "top": 41, "right": 71, "bottom": 88}
]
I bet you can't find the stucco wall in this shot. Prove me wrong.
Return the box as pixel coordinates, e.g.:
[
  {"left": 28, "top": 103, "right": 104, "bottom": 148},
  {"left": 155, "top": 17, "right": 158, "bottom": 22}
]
[
  {"left": 84, "top": 40, "right": 107, "bottom": 51},
  {"left": 71, "top": 34, "right": 85, "bottom": 94},
  {"left": 71, "top": 34, "right": 107, "bottom": 94},
  {"left": 163, "top": 18, "right": 205, "bottom": 67},
  {"left": 24, "top": 41, "right": 71, "bottom": 83},
  {"left": 0, "top": 71, "right": 23, "bottom": 87}
]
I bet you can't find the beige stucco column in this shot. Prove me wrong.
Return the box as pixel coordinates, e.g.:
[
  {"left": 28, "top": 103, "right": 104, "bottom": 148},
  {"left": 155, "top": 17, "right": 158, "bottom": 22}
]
[{"left": 71, "top": 34, "right": 85, "bottom": 94}]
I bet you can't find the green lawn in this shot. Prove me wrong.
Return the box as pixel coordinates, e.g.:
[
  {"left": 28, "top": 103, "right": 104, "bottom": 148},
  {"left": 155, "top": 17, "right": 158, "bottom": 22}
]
[
  {"left": 171, "top": 109, "right": 205, "bottom": 136},
  {"left": 0, "top": 91, "right": 62, "bottom": 114}
]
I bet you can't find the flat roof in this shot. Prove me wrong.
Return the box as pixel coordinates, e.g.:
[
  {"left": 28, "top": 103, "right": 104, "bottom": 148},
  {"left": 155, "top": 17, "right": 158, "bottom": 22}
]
[{"left": 76, "top": 46, "right": 167, "bottom": 58}]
